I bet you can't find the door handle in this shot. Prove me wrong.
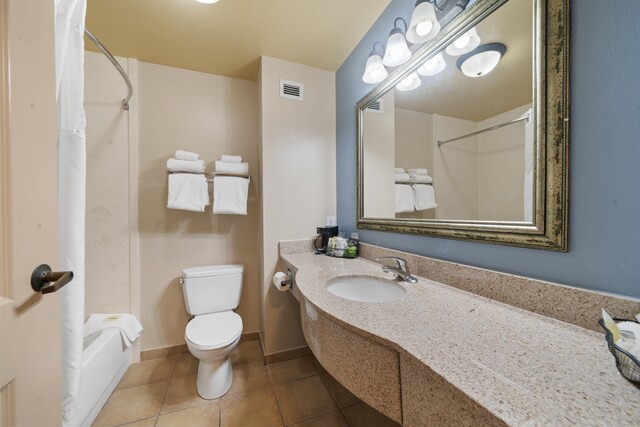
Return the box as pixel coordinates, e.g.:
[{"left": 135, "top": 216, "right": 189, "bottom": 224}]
[{"left": 30, "top": 264, "right": 74, "bottom": 294}]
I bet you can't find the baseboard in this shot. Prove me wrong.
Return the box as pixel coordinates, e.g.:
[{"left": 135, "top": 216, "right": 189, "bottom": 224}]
[
  {"left": 141, "top": 331, "right": 262, "bottom": 361},
  {"left": 264, "top": 345, "right": 310, "bottom": 365}
]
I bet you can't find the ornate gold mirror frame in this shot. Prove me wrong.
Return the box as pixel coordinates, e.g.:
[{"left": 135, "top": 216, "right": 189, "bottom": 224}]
[{"left": 356, "top": 0, "right": 569, "bottom": 251}]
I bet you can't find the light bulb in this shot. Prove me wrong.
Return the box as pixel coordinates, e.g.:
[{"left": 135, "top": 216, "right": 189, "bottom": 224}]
[
  {"left": 195, "top": 0, "right": 220, "bottom": 3},
  {"left": 396, "top": 72, "right": 421, "bottom": 91},
  {"left": 446, "top": 27, "right": 481, "bottom": 56},
  {"left": 383, "top": 31, "right": 411, "bottom": 67},
  {"left": 417, "top": 52, "right": 446, "bottom": 76},
  {"left": 416, "top": 21, "right": 433, "bottom": 37},
  {"left": 362, "top": 53, "right": 388, "bottom": 84}
]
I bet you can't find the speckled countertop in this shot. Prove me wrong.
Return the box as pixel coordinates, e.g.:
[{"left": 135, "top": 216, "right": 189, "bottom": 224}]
[{"left": 281, "top": 252, "right": 640, "bottom": 426}]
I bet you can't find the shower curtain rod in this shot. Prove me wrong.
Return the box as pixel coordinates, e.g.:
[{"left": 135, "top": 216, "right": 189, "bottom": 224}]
[
  {"left": 437, "top": 113, "right": 530, "bottom": 148},
  {"left": 84, "top": 28, "right": 133, "bottom": 110}
]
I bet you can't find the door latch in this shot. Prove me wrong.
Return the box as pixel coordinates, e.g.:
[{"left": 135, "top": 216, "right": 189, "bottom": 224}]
[{"left": 30, "top": 264, "right": 74, "bottom": 294}]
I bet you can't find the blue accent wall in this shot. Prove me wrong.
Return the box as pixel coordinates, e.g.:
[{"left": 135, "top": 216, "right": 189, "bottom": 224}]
[{"left": 336, "top": 0, "right": 640, "bottom": 299}]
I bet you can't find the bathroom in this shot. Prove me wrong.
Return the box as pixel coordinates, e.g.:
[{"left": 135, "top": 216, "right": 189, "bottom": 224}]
[{"left": 1, "top": 0, "right": 639, "bottom": 426}]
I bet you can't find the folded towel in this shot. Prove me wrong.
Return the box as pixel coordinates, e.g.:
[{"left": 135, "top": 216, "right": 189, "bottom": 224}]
[
  {"left": 407, "top": 168, "right": 428, "bottom": 175},
  {"left": 394, "top": 168, "right": 405, "bottom": 174},
  {"left": 409, "top": 174, "right": 433, "bottom": 184},
  {"left": 84, "top": 313, "right": 143, "bottom": 348},
  {"left": 221, "top": 154, "right": 242, "bottom": 163},
  {"left": 414, "top": 184, "right": 437, "bottom": 211},
  {"left": 167, "top": 173, "right": 209, "bottom": 212},
  {"left": 175, "top": 150, "right": 200, "bottom": 161},
  {"left": 215, "top": 160, "right": 249, "bottom": 175},
  {"left": 213, "top": 176, "right": 249, "bottom": 215},
  {"left": 395, "top": 184, "right": 415, "bottom": 213},
  {"left": 395, "top": 173, "right": 411, "bottom": 183},
  {"left": 167, "top": 158, "right": 206, "bottom": 173}
]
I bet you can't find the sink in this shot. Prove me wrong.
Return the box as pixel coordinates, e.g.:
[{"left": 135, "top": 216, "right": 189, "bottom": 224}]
[{"left": 326, "top": 276, "right": 407, "bottom": 303}]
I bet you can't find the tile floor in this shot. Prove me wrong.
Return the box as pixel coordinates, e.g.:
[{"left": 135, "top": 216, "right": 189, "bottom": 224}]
[{"left": 93, "top": 340, "right": 399, "bottom": 427}]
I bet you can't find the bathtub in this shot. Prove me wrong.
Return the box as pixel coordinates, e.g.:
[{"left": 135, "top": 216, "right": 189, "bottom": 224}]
[{"left": 78, "top": 329, "right": 131, "bottom": 427}]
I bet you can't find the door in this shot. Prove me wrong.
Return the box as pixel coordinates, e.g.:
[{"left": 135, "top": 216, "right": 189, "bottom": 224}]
[{"left": 0, "top": 0, "right": 62, "bottom": 425}]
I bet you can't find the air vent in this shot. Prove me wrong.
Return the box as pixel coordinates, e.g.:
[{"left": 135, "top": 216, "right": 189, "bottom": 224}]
[
  {"left": 280, "top": 79, "right": 304, "bottom": 101},
  {"left": 366, "top": 99, "right": 383, "bottom": 114}
]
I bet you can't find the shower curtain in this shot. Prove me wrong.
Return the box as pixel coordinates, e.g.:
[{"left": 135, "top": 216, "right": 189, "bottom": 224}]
[{"left": 55, "top": 0, "right": 87, "bottom": 425}]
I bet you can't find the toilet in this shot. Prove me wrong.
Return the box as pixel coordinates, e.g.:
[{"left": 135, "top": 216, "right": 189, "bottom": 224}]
[{"left": 181, "top": 264, "right": 244, "bottom": 399}]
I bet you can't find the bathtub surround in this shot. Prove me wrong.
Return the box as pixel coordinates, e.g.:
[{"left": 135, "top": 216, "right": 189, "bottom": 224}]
[
  {"left": 337, "top": 0, "right": 640, "bottom": 299},
  {"left": 258, "top": 56, "right": 337, "bottom": 356},
  {"left": 282, "top": 249, "right": 640, "bottom": 425}
]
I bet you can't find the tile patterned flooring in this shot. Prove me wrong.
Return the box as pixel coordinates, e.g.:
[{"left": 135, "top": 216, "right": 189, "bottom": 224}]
[{"left": 93, "top": 340, "right": 399, "bottom": 427}]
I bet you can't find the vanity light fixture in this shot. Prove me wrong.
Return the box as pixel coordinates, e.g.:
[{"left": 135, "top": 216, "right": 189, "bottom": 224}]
[
  {"left": 383, "top": 18, "right": 412, "bottom": 67},
  {"left": 456, "top": 43, "right": 506, "bottom": 77},
  {"left": 406, "top": 0, "right": 441, "bottom": 43},
  {"left": 417, "top": 52, "right": 446, "bottom": 76},
  {"left": 445, "top": 27, "right": 481, "bottom": 56},
  {"left": 396, "top": 71, "right": 422, "bottom": 91},
  {"left": 362, "top": 42, "right": 388, "bottom": 84}
]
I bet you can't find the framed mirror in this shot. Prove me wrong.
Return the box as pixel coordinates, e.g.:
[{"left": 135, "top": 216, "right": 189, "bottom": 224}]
[{"left": 356, "top": 0, "right": 569, "bottom": 251}]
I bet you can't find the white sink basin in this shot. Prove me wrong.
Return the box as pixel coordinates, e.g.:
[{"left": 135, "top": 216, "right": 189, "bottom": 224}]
[{"left": 326, "top": 276, "right": 407, "bottom": 303}]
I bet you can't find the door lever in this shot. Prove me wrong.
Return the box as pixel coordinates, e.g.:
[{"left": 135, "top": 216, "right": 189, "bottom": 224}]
[{"left": 31, "top": 264, "right": 74, "bottom": 294}]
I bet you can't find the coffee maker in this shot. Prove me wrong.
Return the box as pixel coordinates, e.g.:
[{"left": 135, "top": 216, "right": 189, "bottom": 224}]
[{"left": 315, "top": 226, "right": 339, "bottom": 254}]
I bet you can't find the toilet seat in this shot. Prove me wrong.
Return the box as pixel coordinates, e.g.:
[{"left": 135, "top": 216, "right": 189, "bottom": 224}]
[{"left": 185, "top": 312, "right": 243, "bottom": 351}]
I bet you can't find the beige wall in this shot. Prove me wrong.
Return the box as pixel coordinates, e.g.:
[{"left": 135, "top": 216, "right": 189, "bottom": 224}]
[
  {"left": 84, "top": 51, "right": 134, "bottom": 316},
  {"left": 394, "top": 108, "right": 435, "bottom": 220},
  {"left": 363, "top": 91, "right": 395, "bottom": 218},
  {"left": 137, "top": 62, "right": 260, "bottom": 351},
  {"left": 432, "top": 114, "right": 479, "bottom": 220},
  {"left": 395, "top": 108, "right": 433, "bottom": 173},
  {"left": 477, "top": 104, "right": 531, "bottom": 221},
  {"left": 259, "top": 56, "right": 336, "bottom": 355}
]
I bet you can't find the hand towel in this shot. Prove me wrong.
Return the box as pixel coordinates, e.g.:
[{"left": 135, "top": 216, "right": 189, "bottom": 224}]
[
  {"left": 221, "top": 154, "right": 243, "bottom": 163},
  {"left": 84, "top": 313, "right": 143, "bottom": 348},
  {"left": 394, "top": 168, "right": 405, "bottom": 174},
  {"left": 175, "top": 150, "right": 200, "bottom": 161},
  {"left": 167, "top": 173, "right": 209, "bottom": 212},
  {"left": 215, "top": 160, "right": 249, "bottom": 175},
  {"left": 395, "top": 184, "right": 415, "bottom": 213},
  {"left": 167, "top": 158, "right": 206, "bottom": 173},
  {"left": 409, "top": 174, "right": 433, "bottom": 184},
  {"left": 213, "top": 176, "right": 249, "bottom": 215},
  {"left": 414, "top": 184, "right": 437, "bottom": 210},
  {"left": 407, "top": 168, "right": 428, "bottom": 175},
  {"left": 395, "top": 173, "right": 411, "bottom": 183}
]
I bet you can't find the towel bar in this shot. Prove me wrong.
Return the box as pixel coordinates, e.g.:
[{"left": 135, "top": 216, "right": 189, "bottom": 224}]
[{"left": 167, "top": 171, "right": 251, "bottom": 183}]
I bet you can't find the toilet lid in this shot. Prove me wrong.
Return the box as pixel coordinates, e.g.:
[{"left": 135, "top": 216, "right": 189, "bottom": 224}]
[{"left": 185, "top": 312, "right": 243, "bottom": 350}]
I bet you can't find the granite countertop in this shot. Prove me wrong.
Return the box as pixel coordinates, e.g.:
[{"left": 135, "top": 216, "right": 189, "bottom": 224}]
[{"left": 281, "top": 251, "right": 640, "bottom": 426}]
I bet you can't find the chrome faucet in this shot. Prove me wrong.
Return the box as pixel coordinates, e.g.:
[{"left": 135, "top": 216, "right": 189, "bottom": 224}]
[{"left": 375, "top": 257, "right": 418, "bottom": 283}]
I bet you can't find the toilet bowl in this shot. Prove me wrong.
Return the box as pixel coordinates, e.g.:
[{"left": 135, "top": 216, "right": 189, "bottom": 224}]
[{"left": 181, "top": 265, "right": 244, "bottom": 399}]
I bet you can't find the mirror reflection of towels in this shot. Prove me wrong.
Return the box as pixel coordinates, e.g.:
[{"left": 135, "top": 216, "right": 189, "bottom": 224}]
[
  {"left": 414, "top": 184, "right": 437, "bottom": 211},
  {"left": 395, "top": 184, "right": 415, "bottom": 213}
]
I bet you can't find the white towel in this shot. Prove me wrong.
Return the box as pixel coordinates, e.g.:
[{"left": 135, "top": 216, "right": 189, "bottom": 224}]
[
  {"left": 213, "top": 176, "right": 249, "bottom": 215},
  {"left": 167, "top": 173, "right": 209, "bottom": 212},
  {"left": 407, "top": 168, "right": 428, "bottom": 175},
  {"left": 414, "top": 184, "right": 437, "bottom": 210},
  {"left": 215, "top": 160, "right": 249, "bottom": 175},
  {"left": 84, "top": 313, "right": 143, "bottom": 348},
  {"left": 395, "top": 184, "right": 415, "bottom": 213},
  {"left": 395, "top": 173, "right": 411, "bottom": 183},
  {"left": 167, "top": 158, "right": 206, "bottom": 173},
  {"left": 175, "top": 150, "right": 200, "bottom": 161},
  {"left": 394, "top": 168, "right": 405, "bottom": 174},
  {"left": 221, "top": 154, "right": 242, "bottom": 163},
  {"left": 409, "top": 174, "right": 433, "bottom": 184}
]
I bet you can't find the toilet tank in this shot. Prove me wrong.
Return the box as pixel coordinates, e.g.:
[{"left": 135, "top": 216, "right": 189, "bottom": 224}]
[{"left": 181, "top": 265, "right": 244, "bottom": 316}]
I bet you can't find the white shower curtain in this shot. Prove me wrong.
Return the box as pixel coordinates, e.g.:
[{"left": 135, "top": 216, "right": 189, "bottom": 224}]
[{"left": 55, "top": 0, "right": 87, "bottom": 425}]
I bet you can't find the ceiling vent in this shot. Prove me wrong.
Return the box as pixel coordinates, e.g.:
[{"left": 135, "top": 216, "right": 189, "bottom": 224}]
[
  {"left": 279, "top": 79, "right": 304, "bottom": 101},
  {"left": 365, "top": 99, "right": 383, "bottom": 114}
]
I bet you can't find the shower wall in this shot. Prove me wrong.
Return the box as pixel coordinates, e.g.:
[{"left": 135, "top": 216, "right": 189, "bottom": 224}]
[{"left": 84, "top": 51, "right": 136, "bottom": 317}]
